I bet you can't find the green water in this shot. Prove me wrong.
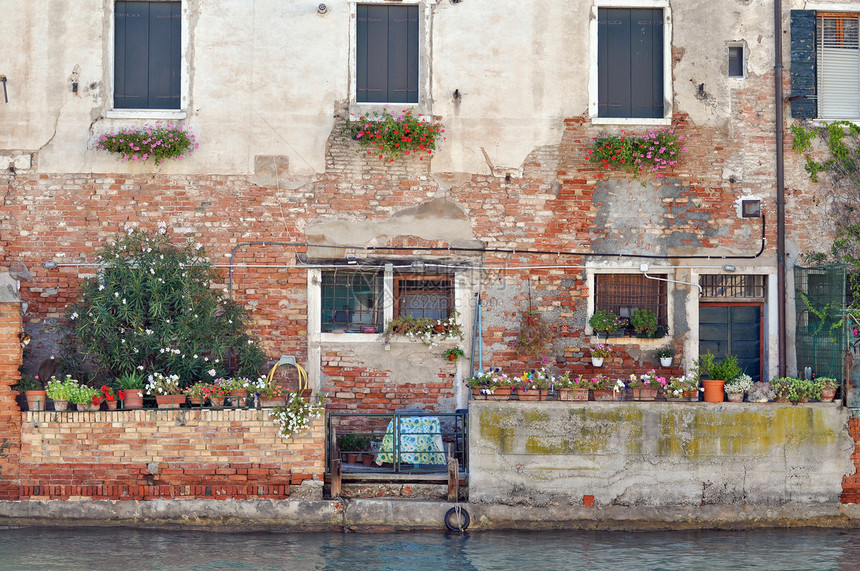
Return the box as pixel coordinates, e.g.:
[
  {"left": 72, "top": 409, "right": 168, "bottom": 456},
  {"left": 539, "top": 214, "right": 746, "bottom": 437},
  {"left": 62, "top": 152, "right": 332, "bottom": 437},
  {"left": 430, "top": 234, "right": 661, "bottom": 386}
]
[{"left": 0, "top": 526, "right": 857, "bottom": 570}]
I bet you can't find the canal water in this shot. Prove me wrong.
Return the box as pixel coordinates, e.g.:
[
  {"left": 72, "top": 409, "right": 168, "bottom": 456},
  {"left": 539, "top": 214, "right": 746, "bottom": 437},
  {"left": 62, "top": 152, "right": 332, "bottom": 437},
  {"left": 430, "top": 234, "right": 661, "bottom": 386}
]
[{"left": 1, "top": 526, "right": 858, "bottom": 570}]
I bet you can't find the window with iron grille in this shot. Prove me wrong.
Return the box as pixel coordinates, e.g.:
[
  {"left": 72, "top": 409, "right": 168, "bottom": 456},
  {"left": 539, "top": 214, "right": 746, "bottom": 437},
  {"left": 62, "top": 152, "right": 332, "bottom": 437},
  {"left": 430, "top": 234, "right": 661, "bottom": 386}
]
[
  {"left": 321, "top": 271, "right": 383, "bottom": 332},
  {"left": 594, "top": 274, "right": 667, "bottom": 328},
  {"left": 699, "top": 275, "right": 766, "bottom": 301},
  {"left": 394, "top": 274, "right": 453, "bottom": 321}
]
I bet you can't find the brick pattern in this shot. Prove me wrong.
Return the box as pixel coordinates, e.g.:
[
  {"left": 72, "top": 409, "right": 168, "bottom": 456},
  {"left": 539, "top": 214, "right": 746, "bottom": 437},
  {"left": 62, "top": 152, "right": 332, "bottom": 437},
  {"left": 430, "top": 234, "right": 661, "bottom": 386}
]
[
  {"left": 842, "top": 417, "right": 860, "bottom": 504},
  {"left": 0, "top": 70, "right": 820, "bottom": 412},
  {"left": 16, "top": 410, "right": 324, "bottom": 500},
  {"left": 0, "top": 301, "right": 23, "bottom": 500}
]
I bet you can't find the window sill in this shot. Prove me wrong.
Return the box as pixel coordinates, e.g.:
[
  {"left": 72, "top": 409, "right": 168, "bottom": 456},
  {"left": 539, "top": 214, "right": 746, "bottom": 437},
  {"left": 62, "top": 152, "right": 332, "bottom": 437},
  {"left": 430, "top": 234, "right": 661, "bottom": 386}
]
[
  {"left": 589, "top": 335, "right": 669, "bottom": 346},
  {"left": 591, "top": 117, "right": 673, "bottom": 127},
  {"left": 105, "top": 109, "right": 188, "bottom": 120},
  {"left": 320, "top": 332, "right": 380, "bottom": 343}
]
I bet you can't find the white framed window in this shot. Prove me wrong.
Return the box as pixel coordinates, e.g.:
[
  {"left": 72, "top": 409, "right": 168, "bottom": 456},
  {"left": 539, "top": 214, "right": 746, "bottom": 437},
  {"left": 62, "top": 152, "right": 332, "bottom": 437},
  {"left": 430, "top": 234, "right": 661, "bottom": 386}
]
[
  {"left": 588, "top": 0, "right": 673, "bottom": 125},
  {"left": 309, "top": 263, "right": 462, "bottom": 341},
  {"left": 107, "top": 0, "right": 189, "bottom": 119},
  {"left": 349, "top": 1, "right": 434, "bottom": 117}
]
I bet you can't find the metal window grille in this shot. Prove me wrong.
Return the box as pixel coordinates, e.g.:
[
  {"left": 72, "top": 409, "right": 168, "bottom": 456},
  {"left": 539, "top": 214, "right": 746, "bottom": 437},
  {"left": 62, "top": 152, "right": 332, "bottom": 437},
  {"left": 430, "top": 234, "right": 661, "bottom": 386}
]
[
  {"left": 594, "top": 274, "right": 667, "bottom": 325},
  {"left": 699, "top": 274, "right": 766, "bottom": 301},
  {"left": 321, "top": 271, "right": 383, "bottom": 332},
  {"left": 394, "top": 274, "right": 454, "bottom": 321}
]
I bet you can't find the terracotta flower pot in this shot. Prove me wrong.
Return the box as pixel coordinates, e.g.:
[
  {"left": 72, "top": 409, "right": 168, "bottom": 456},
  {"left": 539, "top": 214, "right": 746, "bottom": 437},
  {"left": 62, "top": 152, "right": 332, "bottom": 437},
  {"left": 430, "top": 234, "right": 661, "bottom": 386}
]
[
  {"left": 76, "top": 402, "right": 100, "bottom": 412},
  {"left": 189, "top": 397, "right": 203, "bottom": 406},
  {"left": 726, "top": 392, "right": 744, "bottom": 403},
  {"left": 702, "top": 379, "right": 726, "bottom": 403},
  {"left": 558, "top": 388, "right": 589, "bottom": 401},
  {"left": 122, "top": 389, "right": 144, "bottom": 409},
  {"left": 514, "top": 388, "right": 540, "bottom": 401},
  {"left": 105, "top": 399, "right": 119, "bottom": 410},
  {"left": 51, "top": 399, "right": 69, "bottom": 412},
  {"left": 155, "top": 394, "right": 185, "bottom": 409},
  {"left": 229, "top": 390, "right": 248, "bottom": 407},
  {"left": 209, "top": 396, "right": 225, "bottom": 407},
  {"left": 820, "top": 388, "right": 837, "bottom": 403},
  {"left": 631, "top": 387, "right": 658, "bottom": 401},
  {"left": 487, "top": 387, "right": 512, "bottom": 401},
  {"left": 25, "top": 390, "right": 47, "bottom": 411},
  {"left": 591, "top": 389, "right": 617, "bottom": 401}
]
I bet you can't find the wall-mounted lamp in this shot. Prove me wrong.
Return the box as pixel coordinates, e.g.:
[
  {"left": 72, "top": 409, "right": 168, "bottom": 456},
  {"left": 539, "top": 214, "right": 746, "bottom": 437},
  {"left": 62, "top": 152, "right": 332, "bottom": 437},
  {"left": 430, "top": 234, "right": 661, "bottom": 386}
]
[
  {"left": 346, "top": 256, "right": 357, "bottom": 265},
  {"left": 741, "top": 198, "right": 761, "bottom": 218},
  {"left": 722, "top": 264, "right": 737, "bottom": 272},
  {"left": 0, "top": 75, "right": 7, "bottom": 103},
  {"left": 43, "top": 260, "right": 58, "bottom": 270}
]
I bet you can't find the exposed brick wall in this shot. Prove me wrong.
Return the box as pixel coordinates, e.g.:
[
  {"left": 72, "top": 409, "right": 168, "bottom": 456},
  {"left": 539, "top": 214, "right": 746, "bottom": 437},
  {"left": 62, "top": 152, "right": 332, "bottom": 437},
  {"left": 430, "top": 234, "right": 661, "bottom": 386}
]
[
  {"left": 842, "top": 417, "right": 860, "bottom": 504},
  {"left": 0, "top": 72, "right": 802, "bottom": 413},
  {"left": 0, "top": 301, "right": 23, "bottom": 500},
  {"left": 16, "top": 410, "right": 324, "bottom": 500}
]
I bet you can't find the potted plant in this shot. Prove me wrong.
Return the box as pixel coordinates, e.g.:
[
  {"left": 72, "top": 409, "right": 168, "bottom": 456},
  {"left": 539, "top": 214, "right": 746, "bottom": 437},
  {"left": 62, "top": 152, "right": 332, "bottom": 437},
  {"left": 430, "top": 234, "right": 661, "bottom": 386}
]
[
  {"left": 467, "top": 368, "right": 512, "bottom": 400},
  {"left": 99, "top": 385, "right": 122, "bottom": 410},
  {"left": 337, "top": 434, "right": 371, "bottom": 465},
  {"left": 382, "top": 310, "right": 463, "bottom": 347},
  {"left": 590, "top": 343, "right": 612, "bottom": 367},
  {"left": 815, "top": 377, "right": 839, "bottom": 402},
  {"left": 589, "top": 309, "right": 624, "bottom": 338},
  {"left": 145, "top": 372, "right": 185, "bottom": 408},
  {"left": 183, "top": 382, "right": 214, "bottom": 406},
  {"left": 245, "top": 375, "right": 290, "bottom": 407},
  {"left": 630, "top": 308, "right": 658, "bottom": 338},
  {"left": 771, "top": 377, "right": 813, "bottom": 404},
  {"left": 657, "top": 347, "right": 674, "bottom": 367},
  {"left": 555, "top": 372, "right": 590, "bottom": 401},
  {"left": 17, "top": 374, "right": 46, "bottom": 411},
  {"left": 724, "top": 373, "right": 753, "bottom": 403},
  {"left": 748, "top": 381, "right": 775, "bottom": 403},
  {"left": 588, "top": 373, "right": 621, "bottom": 401},
  {"left": 698, "top": 352, "right": 742, "bottom": 402},
  {"left": 270, "top": 390, "right": 325, "bottom": 439},
  {"left": 443, "top": 347, "right": 466, "bottom": 363},
  {"left": 68, "top": 383, "right": 102, "bottom": 412},
  {"left": 664, "top": 374, "right": 699, "bottom": 401},
  {"left": 116, "top": 371, "right": 145, "bottom": 409},
  {"left": 46, "top": 374, "right": 79, "bottom": 411},
  {"left": 513, "top": 368, "right": 553, "bottom": 401},
  {"left": 627, "top": 370, "right": 666, "bottom": 401}
]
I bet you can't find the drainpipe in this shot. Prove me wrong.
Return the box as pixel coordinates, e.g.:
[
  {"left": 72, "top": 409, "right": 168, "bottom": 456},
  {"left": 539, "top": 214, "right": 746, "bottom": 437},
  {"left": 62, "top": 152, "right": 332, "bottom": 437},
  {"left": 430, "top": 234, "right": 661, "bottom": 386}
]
[{"left": 775, "top": 0, "right": 787, "bottom": 377}]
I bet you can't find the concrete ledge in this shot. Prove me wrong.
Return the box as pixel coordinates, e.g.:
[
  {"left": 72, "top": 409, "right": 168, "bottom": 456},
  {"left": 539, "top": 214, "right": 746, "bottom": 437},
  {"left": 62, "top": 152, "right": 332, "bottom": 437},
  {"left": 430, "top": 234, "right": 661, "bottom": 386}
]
[{"left": 2, "top": 499, "right": 860, "bottom": 531}]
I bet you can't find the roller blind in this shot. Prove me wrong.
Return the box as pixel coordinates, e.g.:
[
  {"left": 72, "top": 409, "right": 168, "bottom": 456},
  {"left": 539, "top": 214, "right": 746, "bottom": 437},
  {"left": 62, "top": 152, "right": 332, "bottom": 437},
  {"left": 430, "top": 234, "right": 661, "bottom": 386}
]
[{"left": 818, "top": 16, "right": 860, "bottom": 119}]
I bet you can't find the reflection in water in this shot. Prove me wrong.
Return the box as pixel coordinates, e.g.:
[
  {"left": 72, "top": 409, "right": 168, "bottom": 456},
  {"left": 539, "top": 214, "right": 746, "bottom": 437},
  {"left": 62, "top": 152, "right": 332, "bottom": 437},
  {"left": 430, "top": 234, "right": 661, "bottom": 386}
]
[{"left": 1, "top": 526, "right": 858, "bottom": 570}]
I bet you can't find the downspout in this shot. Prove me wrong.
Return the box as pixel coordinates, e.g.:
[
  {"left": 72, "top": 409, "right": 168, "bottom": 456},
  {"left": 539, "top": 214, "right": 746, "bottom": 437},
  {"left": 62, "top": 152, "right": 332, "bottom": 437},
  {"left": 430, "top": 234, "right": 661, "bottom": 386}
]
[{"left": 775, "top": 0, "right": 787, "bottom": 377}]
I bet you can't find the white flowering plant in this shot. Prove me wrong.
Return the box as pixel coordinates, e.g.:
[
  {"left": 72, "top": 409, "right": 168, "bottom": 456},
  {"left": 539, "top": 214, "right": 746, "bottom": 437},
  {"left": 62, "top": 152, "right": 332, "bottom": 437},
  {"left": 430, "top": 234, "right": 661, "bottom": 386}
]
[
  {"left": 724, "top": 373, "right": 753, "bottom": 395},
  {"left": 270, "top": 391, "right": 325, "bottom": 439},
  {"left": 381, "top": 310, "right": 463, "bottom": 348},
  {"left": 145, "top": 372, "right": 182, "bottom": 395},
  {"left": 60, "top": 227, "right": 265, "bottom": 387}
]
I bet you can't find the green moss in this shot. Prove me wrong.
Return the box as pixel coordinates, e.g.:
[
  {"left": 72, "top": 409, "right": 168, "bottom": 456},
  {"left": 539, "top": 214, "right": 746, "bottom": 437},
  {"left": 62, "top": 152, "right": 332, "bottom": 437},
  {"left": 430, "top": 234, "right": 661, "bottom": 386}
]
[{"left": 479, "top": 411, "right": 515, "bottom": 454}]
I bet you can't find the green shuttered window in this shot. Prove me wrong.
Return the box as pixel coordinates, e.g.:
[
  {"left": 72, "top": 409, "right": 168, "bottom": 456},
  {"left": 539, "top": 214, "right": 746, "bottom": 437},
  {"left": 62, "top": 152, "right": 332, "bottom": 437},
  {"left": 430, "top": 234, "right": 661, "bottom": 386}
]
[
  {"left": 114, "top": 1, "right": 181, "bottom": 110},
  {"left": 598, "top": 8, "right": 664, "bottom": 119},
  {"left": 356, "top": 4, "right": 419, "bottom": 104}
]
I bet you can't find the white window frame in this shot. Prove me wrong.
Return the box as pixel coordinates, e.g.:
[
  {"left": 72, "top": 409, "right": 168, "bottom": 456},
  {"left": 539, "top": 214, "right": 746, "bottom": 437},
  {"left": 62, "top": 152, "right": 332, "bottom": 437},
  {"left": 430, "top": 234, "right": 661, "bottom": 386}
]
[
  {"left": 588, "top": 0, "right": 673, "bottom": 126},
  {"left": 347, "top": 0, "right": 435, "bottom": 118},
  {"left": 105, "top": 0, "right": 189, "bottom": 120}
]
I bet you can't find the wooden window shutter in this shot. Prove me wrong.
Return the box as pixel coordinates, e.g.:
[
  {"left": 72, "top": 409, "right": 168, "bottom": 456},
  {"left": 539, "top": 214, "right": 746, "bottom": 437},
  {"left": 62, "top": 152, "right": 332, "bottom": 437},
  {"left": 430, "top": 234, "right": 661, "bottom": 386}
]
[
  {"left": 357, "top": 5, "right": 418, "bottom": 104},
  {"left": 790, "top": 10, "right": 818, "bottom": 119},
  {"left": 147, "top": 2, "right": 181, "bottom": 109},
  {"left": 115, "top": 1, "right": 151, "bottom": 109},
  {"left": 598, "top": 9, "right": 663, "bottom": 119}
]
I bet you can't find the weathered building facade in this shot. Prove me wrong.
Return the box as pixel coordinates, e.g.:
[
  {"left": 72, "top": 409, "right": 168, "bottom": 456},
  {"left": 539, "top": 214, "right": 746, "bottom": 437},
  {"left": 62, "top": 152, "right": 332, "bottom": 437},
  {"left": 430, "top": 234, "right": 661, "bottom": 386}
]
[{"left": 0, "top": 0, "right": 855, "bottom": 414}]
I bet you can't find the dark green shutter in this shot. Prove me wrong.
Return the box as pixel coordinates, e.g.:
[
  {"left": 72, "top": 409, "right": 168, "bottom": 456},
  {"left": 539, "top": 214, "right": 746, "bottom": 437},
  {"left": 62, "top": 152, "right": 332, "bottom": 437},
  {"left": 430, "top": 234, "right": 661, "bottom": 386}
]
[
  {"left": 357, "top": 5, "right": 418, "bottom": 104},
  {"left": 115, "top": 1, "right": 180, "bottom": 110},
  {"left": 790, "top": 10, "right": 817, "bottom": 119},
  {"left": 598, "top": 8, "right": 663, "bottom": 119},
  {"left": 147, "top": 2, "right": 181, "bottom": 109},
  {"left": 115, "top": 2, "right": 150, "bottom": 109}
]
